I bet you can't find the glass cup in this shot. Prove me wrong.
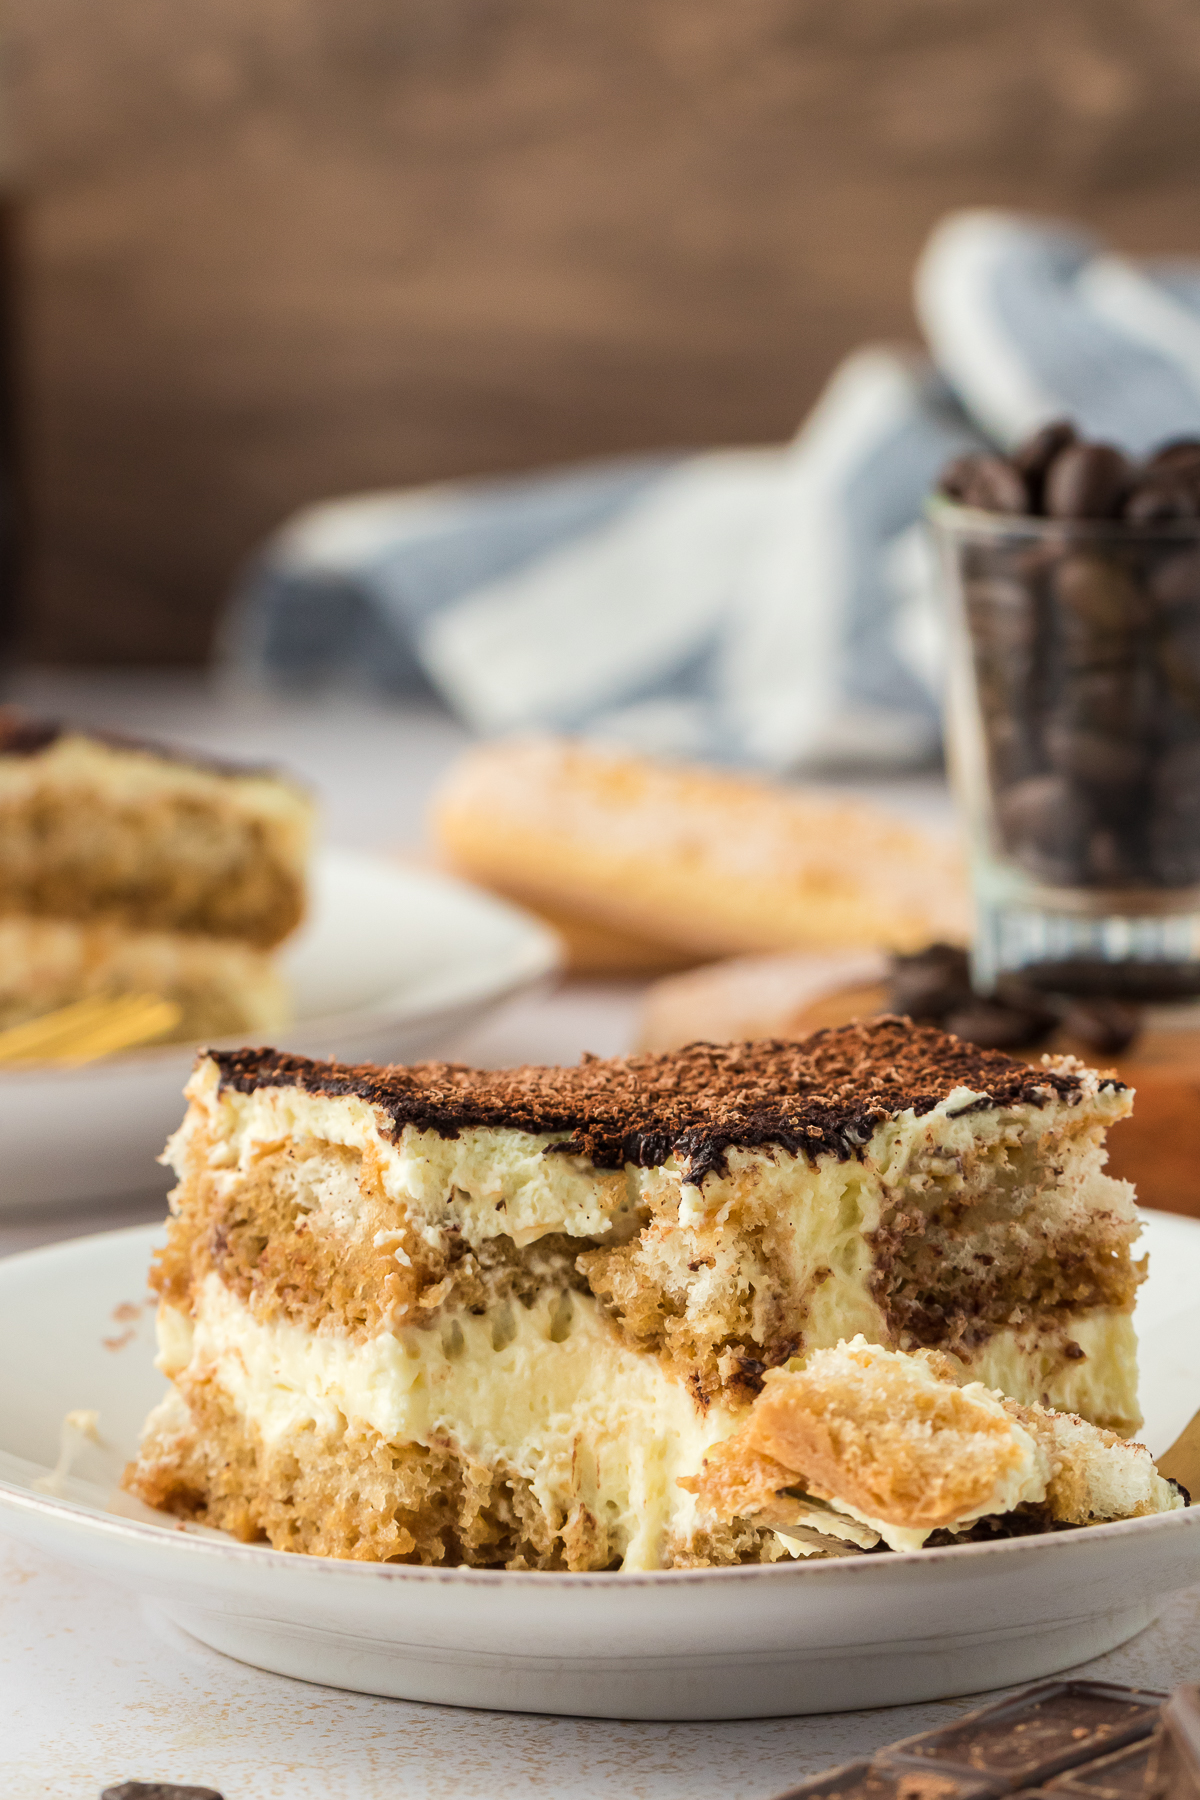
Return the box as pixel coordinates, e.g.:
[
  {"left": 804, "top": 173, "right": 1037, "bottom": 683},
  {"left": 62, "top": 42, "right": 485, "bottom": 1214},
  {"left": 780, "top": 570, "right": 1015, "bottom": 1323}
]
[{"left": 931, "top": 497, "right": 1200, "bottom": 1001}]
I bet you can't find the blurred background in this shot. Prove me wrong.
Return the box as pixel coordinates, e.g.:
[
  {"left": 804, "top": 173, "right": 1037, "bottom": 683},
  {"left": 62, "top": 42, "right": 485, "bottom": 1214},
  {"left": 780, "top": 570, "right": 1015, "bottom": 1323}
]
[{"left": 7, "top": 0, "right": 1200, "bottom": 667}]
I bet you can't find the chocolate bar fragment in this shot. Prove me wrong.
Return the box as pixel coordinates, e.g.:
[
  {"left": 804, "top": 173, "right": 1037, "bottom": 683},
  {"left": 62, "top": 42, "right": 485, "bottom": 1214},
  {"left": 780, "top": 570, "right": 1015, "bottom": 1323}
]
[
  {"left": 770, "top": 1767, "right": 1002, "bottom": 1800},
  {"left": 883, "top": 1682, "right": 1164, "bottom": 1785},
  {"left": 1147, "top": 1685, "right": 1200, "bottom": 1800},
  {"left": 1046, "top": 1739, "right": 1159, "bottom": 1800},
  {"left": 771, "top": 1681, "right": 1165, "bottom": 1800}
]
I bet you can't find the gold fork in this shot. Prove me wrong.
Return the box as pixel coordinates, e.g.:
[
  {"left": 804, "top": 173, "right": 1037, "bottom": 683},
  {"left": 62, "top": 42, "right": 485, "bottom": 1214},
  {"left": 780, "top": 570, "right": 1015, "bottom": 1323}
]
[{"left": 0, "top": 992, "right": 183, "bottom": 1066}]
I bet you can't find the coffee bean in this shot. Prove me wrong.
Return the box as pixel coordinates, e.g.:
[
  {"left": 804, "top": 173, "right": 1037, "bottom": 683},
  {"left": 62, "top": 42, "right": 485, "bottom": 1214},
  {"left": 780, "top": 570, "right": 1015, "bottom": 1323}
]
[
  {"left": 943, "top": 1000, "right": 1054, "bottom": 1050},
  {"left": 939, "top": 454, "right": 980, "bottom": 502},
  {"left": 984, "top": 715, "right": 1042, "bottom": 784},
  {"left": 997, "top": 773, "right": 1092, "bottom": 876},
  {"left": 1057, "top": 996, "right": 1140, "bottom": 1054},
  {"left": 1155, "top": 738, "right": 1200, "bottom": 812},
  {"left": 942, "top": 452, "right": 1029, "bottom": 513},
  {"left": 1148, "top": 804, "right": 1200, "bottom": 885},
  {"left": 1052, "top": 552, "right": 1146, "bottom": 635},
  {"left": 1044, "top": 722, "right": 1144, "bottom": 786},
  {"left": 965, "top": 575, "right": 1039, "bottom": 651},
  {"left": 1013, "top": 419, "right": 1077, "bottom": 481},
  {"left": 1148, "top": 438, "right": 1200, "bottom": 475},
  {"left": 1013, "top": 419, "right": 1077, "bottom": 511},
  {"left": 1056, "top": 668, "right": 1137, "bottom": 733},
  {"left": 1124, "top": 478, "right": 1200, "bottom": 524},
  {"left": 1044, "top": 443, "right": 1131, "bottom": 520},
  {"left": 1150, "top": 548, "right": 1200, "bottom": 611},
  {"left": 968, "top": 454, "right": 1031, "bottom": 513},
  {"left": 1084, "top": 825, "right": 1141, "bottom": 885},
  {"left": 1158, "top": 621, "right": 1200, "bottom": 709},
  {"left": 888, "top": 942, "right": 973, "bottom": 1018},
  {"left": 102, "top": 1786, "right": 225, "bottom": 1800}
]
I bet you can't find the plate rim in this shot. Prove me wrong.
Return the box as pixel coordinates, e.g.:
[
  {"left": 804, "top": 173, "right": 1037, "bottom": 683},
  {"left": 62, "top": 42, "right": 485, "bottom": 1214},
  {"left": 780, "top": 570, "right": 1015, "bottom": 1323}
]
[
  {"left": 1, "top": 1217, "right": 1197, "bottom": 1593},
  {"left": 0, "top": 847, "right": 563, "bottom": 1083}
]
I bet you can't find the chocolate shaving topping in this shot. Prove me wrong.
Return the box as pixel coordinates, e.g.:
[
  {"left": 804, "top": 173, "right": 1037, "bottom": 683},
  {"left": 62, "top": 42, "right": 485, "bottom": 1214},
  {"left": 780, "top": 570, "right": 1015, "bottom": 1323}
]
[{"left": 210, "top": 1018, "right": 1104, "bottom": 1182}]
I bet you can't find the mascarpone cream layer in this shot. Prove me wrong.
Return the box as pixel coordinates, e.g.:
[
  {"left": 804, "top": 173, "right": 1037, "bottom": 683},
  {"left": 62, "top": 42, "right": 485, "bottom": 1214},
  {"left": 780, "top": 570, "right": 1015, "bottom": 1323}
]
[{"left": 158, "top": 1273, "right": 741, "bottom": 1571}]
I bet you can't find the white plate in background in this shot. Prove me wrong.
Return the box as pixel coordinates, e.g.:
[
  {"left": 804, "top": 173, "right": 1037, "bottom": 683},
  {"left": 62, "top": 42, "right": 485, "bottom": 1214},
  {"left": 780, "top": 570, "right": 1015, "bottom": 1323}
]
[
  {"left": 0, "top": 848, "right": 561, "bottom": 1212},
  {"left": 0, "top": 1210, "right": 1196, "bottom": 1721}
]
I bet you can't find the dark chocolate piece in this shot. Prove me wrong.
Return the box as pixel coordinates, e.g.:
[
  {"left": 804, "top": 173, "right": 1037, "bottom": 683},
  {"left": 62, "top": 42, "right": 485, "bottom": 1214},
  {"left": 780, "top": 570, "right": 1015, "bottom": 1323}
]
[
  {"left": 769, "top": 1681, "right": 1171, "bottom": 1800},
  {"left": 881, "top": 1682, "right": 1164, "bottom": 1785},
  {"left": 101, "top": 1786, "right": 225, "bottom": 1800},
  {"left": 210, "top": 1019, "right": 1101, "bottom": 1182},
  {"left": 771, "top": 1682, "right": 1170, "bottom": 1800},
  {"left": 1047, "top": 1738, "right": 1157, "bottom": 1799},
  {"left": 770, "top": 1762, "right": 1003, "bottom": 1800},
  {"left": 1148, "top": 1685, "right": 1200, "bottom": 1800}
]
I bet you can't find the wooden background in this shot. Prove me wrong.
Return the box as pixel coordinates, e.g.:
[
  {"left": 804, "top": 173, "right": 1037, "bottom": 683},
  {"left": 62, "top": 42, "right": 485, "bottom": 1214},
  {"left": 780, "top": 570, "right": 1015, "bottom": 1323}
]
[{"left": 9, "top": 0, "right": 1200, "bottom": 663}]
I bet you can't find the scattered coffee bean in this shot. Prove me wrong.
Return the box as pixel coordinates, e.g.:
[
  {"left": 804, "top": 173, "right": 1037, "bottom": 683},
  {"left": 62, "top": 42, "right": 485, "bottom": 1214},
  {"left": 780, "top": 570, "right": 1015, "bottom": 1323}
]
[
  {"left": 1057, "top": 996, "right": 1140, "bottom": 1055},
  {"left": 101, "top": 1786, "right": 225, "bottom": 1800},
  {"left": 886, "top": 951, "right": 1144, "bottom": 1052},
  {"left": 942, "top": 1000, "right": 1055, "bottom": 1050},
  {"left": 1044, "top": 442, "right": 1131, "bottom": 520},
  {"left": 888, "top": 943, "right": 974, "bottom": 1018}
]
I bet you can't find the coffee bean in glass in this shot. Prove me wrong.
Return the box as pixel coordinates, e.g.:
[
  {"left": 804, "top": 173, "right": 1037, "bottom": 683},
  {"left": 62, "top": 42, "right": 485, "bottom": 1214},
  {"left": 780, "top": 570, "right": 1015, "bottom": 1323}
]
[
  {"left": 997, "top": 773, "right": 1093, "bottom": 883},
  {"left": 1124, "top": 480, "right": 1200, "bottom": 524},
  {"left": 1158, "top": 618, "right": 1200, "bottom": 713},
  {"left": 1051, "top": 553, "right": 1146, "bottom": 634},
  {"left": 1150, "top": 739, "right": 1200, "bottom": 884},
  {"left": 1150, "top": 547, "right": 1200, "bottom": 612},
  {"left": 965, "top": 575, "right": 1039, "bottom": 646},
  {"left": 1044, "top": 723, "right": 1145, "bottom": 787},
  {"left": 1157, "top": 737, "right": 1200, "bottom": 810},
  {"left": 984, "top": 715, "right": 1042, "bottom": 786},
  {"left": 1056, "top": 668, "right": 1137, "bottom": 735},
  {"left": 958, "top": 454, "right": 1030, "bottom": 514},
  {"left": 1085, "top": 824, "right": 1143, "bottom": 886},
  {"left": 1014, "top": 419, "right": 1077, "bottom": 482},
  {"left": 1148, "top": 438, "right": 1200, "bottom": 476},
  {"left": 1044, "top": 443, "right": 1131, "bottom": 519}
]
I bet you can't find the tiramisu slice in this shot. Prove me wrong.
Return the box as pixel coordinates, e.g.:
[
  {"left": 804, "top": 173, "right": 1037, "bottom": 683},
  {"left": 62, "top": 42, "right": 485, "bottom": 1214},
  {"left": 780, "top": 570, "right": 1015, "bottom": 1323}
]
[
  {"left": 686, "top": 1337, "right": 1183, "bottom": 1557},
  {"left": 0, "top": 712, "right": 312, "bottom": 1039},
  {"left": 126, "top": 1019, "right": 1145, "bottom": 1570}
]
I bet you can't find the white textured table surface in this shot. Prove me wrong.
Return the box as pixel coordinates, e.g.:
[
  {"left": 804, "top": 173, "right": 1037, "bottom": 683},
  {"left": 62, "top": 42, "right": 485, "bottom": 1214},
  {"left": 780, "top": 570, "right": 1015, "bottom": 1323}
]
[{"left": 2, "top": 672, "right": 1195, "bottom": 1799}]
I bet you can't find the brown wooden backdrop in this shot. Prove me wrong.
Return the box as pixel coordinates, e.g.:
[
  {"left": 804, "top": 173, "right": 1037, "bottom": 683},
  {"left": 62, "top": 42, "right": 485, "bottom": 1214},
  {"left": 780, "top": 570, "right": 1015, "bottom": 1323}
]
[{"left": 10, "top": 0, "right": 1200, "bottom": 664}]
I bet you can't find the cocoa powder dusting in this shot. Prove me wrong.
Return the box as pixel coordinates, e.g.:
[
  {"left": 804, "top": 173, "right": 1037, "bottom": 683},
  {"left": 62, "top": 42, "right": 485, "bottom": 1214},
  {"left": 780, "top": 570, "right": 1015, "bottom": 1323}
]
[{"left": 211, "top": 1018, "right": 1106, "bottom": 1182}]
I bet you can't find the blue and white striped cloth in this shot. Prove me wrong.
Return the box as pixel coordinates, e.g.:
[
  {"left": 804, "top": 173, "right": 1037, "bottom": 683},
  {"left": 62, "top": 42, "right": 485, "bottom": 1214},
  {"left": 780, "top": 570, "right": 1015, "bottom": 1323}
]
[{"left": 224, "top": 211, "right": 1200, "bottom": 772}]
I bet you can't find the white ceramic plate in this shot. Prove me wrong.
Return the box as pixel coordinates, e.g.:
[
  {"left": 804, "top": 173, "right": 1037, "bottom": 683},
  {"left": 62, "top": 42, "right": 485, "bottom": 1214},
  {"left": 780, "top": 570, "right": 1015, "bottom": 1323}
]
[
  {"left": 0, "top": 848, "right": 561, "bottom": 1212},
  {"left": 1, "top": 1211, "right": 1197, "bottom": 1722}
]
